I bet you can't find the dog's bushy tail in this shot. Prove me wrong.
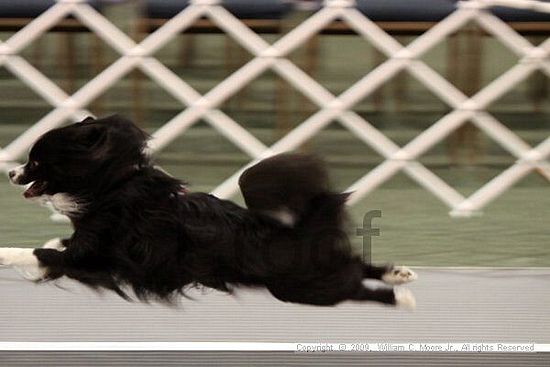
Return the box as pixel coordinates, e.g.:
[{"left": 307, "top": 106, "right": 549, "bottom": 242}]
[{"left": 239, "top": 153, "right": 349, "bottom": 229}]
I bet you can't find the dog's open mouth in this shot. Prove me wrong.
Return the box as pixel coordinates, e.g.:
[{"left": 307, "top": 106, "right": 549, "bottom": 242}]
[{"left": 23, "top": 180, "right": 48, "bottom": 198}]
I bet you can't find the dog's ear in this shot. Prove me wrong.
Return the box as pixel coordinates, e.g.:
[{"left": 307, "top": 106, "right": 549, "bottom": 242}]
[
  {"left": 73, "top": 115, "right": 148, "bottom": 163},
  {"left": 102, "top": 114, "right": 149, "bottom": 146},
  {"left": 77, "top": 122, "right": 109, "bottom": 151}
]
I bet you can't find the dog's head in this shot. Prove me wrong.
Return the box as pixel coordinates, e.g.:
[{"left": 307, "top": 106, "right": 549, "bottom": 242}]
[{"left": 8, "top": 115, "right": 149, "bottom": 207}]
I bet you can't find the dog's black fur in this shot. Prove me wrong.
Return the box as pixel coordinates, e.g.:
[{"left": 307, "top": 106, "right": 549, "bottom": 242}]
[{"left": 10, "top": 115, "right": 405, "bottom": 307}]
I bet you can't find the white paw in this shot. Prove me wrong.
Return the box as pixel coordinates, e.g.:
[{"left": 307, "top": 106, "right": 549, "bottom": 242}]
[
  {"left": 13, "top": 264, "right": 47, "bottom": 281},
  {"left": 42, "top": 238, "right": 65, "bottom": 251},
  {"left": 394, "top": 288, "right": 416, "bottom": 310},
  {"left": 382, "top": 266, "right": 418, "bottom": 285},
  {"left": 0, "top": 248, "right": 47, "bottom": 281}
]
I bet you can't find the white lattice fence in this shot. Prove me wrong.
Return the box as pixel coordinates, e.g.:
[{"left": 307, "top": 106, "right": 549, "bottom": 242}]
[{"left": 0, "top": 0, "right": 549, "bottom": 217}]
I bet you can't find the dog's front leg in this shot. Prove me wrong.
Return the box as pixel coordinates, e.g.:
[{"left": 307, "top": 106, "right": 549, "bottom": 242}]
[
  {"left": 0, "top": 239, "right": 66, "bottom": 281},
  {"left": 0, "top": 247, "right": 48, "bottom": 281}
]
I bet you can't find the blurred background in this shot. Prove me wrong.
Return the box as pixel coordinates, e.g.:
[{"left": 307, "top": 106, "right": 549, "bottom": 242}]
[{"left": 0, "top": 0, "right": 548, "bottom": 267}]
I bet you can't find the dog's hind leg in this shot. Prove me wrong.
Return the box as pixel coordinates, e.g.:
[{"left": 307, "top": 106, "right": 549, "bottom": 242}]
[
  {"left": 363, "top": 264, "right": 418, "bottom": 285},
  {"left": 362, "top": 263, "right": 391, "bottom": 280},
  {"left": 350, "top": 285, "right": 416, "bottom": 310}
]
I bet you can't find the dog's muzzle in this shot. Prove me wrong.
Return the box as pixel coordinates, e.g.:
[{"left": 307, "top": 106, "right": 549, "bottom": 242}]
[{"left": 8, "top": 165, "right": 26, "bottom": 185}]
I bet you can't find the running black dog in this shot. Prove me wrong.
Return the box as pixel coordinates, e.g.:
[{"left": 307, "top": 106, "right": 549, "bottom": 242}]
[{"left": 3, "top": 115, "right": 416, "bottom": 308}]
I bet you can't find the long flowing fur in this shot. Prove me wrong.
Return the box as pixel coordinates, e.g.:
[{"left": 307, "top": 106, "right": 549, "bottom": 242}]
[{"left": 11, "top": 115, "right": 411, "bottom": 307}]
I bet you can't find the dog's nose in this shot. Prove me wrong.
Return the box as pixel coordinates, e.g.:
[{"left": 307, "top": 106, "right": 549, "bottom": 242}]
[{"left": 8, "top": 170, "right": 16, "bottom": 180}]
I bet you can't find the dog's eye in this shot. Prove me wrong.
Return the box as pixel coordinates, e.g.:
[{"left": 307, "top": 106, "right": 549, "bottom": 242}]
[{"left": 28, "top": 160, "right": 39, "bottom": 168}]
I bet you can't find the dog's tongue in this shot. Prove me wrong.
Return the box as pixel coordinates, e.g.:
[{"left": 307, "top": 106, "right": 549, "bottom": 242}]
[{"left": 23, "top": 181, "right": 47, "bottom": 198}]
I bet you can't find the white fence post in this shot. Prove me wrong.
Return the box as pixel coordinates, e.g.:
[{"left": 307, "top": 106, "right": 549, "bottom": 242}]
[{"left": 0, "top": 0, "right": 548, "bottom": 217}]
